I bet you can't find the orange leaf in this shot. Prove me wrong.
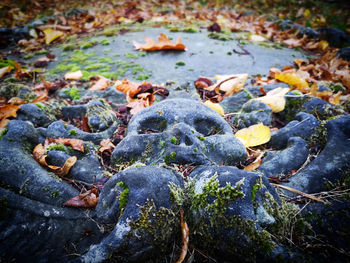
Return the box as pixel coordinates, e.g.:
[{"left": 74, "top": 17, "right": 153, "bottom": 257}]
[
  {"left": 99, "top": 139, "right": 115, "bottom": 154},
  {"left": 89, "top": 75, "right": 110, "bottom": 91},
  {"left": 115, "top": 79, "right": 140, "bottom": 97},
  {"left": 0, "top": 118, "right": 10, "bottom": 128},
  {"left": 0, "top": 105, "right": 20, "bottom": 120},
  {"left": 63, "top": 188, "right": 99, "bottom": 208},
  {"left": 133, "top": 33, "right": 186, "bottom": 51},
  {"left": 244, "top": 151, "right": 264, "bottom": 171},
  {"left": 47, "top": 138, "right": 85, "bottom": 152},
  {"left": 56, "top": 156, "right": 77, "bottom": 177}
]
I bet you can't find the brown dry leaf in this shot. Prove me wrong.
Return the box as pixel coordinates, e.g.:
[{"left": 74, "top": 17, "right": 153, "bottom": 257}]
[
  {"left": 48, "top": 138, "right": 85, "bottom": 152},
  {"left": 175, "top": 210, "right": 189, "bottom": 263},
  {"left": 32, "top": 94, "right": 48, "bottom": 103},
  {"left": 33, "top": 143, "right": 77, "bottom": 176},
  {"left": 63, "top": 188, "right": 99, "bottom": 208},
  {"left": 133, "top": 33, "right": 186, "bottom": 51},
  {"left": 127, "top": 100, "right": 148, "bottom": 115},
  {"left": 0, "top": 118, "right": 10, "bottom": 128},
  {"left": 8, "top": 97, "right": 25, "bottom": 105},
  {"left": 271, "top": 183, "right": 324, "bottom": 203},
  {"left": 0, "top": 105, "right": 20, "bottom": 120},
  {"left": 115, "top": 79, "right": 140, "bottom": 97},
  {"left": 244, "top": 151, "right": 264, "bottom": 171},
  {"left": 89, "top": 75, "right": 110, "bottom": 91},
  {"left": 99, "top": 139, "right": 115, "bottom": 154},
  {"left": 213, "top": 74, "right": 248, "bottom": 97},
  {"left": 0, "top": 66, "right": 13, "bottom": 79},
  {"left": 282, "top": 38, "right": 303, "bottom": 48},
  {"left": 65, "top": 70, "right": 82, "bottom": 80},
  {"left": 269, "top": 67, "right": 281, "bottom": 78},
  {"left": 56, "top": 156, "right": 77, "bottom": 177}
]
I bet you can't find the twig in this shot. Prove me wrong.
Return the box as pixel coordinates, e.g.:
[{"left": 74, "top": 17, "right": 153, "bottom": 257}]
[
  {"left": 175, "top": 210, "right": 189, "bottom": 263},
  {"left": 233, "top": 41, "right": 256, "bottom": 63},
  {"left": 37, "top": 25, "right": 72, "bottom": 31},
  {"left": 271, "top": 183, "right": 325, "bottom": 203}
]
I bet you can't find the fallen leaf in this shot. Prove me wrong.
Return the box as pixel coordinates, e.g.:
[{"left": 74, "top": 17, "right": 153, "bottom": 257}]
[
  {"left": 56, "top": 156, "right": 77, "bottom": 177},
  {"left": 8, "top": 97, "right": 25, "bottom": 105},
  {"left": 115, "top": 78, "right": 140, "bottom": 97},
  {"left": 63, "top": 188, "right": 99, "bottom": 208},
  {"left": 235, "top": 123, "right": 271, "bottom": 147},
  {"left": 275, "top": 72, "right": 309, "bottom": 92},
  {"left": 133, "top": 33, "right": 186, "bottom": 51},
  {"left": 89, "top": 75, "right": 110, "bottom": 91},
  {"left": 203, "top": 100, "right": 224, "bottom": 116},
  {"left": 0, "top": 66, "right": 13, "bottom": 79},
  {"left": 0, "top": 118, "right": 10, "bottom": 128},
  {"left": 175, "top": 210, "right": 189, "bottom": 263},
  {"left": 43, "top": 28, "right": 64, "bottom": 45},
  {"left": 33, "top": 143, "right": 77, "bottom": 176},
  {"left": 214, "top": 74, "right": 248, "bottom": 97},
  {"left": 0, "top": 105, "right": 20, "bottom": 119},
  {"left": 244, "top": 151, "right": 264, "bottom": 171},
  {"left": 254, "top": 87, "right": 290, "bottom": 113},
  {"left": 47, "top": 138, "right": 85, "bottom": 152},
  {"left": 99, "top": 139, "right": 115, "bottom": 154},
  {"left": 65, "top": 70, "right": 82, "bottom": 80}
]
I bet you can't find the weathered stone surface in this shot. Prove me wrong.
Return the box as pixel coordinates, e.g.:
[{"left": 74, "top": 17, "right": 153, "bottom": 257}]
[
  {"left": 17, "top": 103, "right": 58, "bottom": 127},
  {"left": 188, "top": 166, "right": 280, "bottom": 259},
  {"left": 61, "top": 104, "right": 87, "bottom": 119},
  {"left": 82, "top": 166, "right": 183, "bottom": 262},
  {"left": 46, "top": 149, "right": 104, "bottom": 183},
  {"left": 318, "top": 27, "right": 350, "bottom": 48},
  {"left": 258, "top": 137, "right": 309, "bottom": 177},
  {"left": 220, "top": 83, "right": 289, "bottom": 113},
  {"left": 234, "top": 100, "right": 273, "bottom": 128},
  {"left": 40, "top": 120, "right": 118, "bottom": 144},
  {"left": 269, "top": 112, "right": 320, "bottom": 149},
  {"left": 86, "top": 99, "right": 117, "bottom": 133},
  {"left": 337, "top": 47, "right": 350, "bottom": 61},
  {"left": 282, "top": 115, "right": 350, "bottom": 193},
  {"left": 112, "top": 98, "right": 247, "bottom": 166}
]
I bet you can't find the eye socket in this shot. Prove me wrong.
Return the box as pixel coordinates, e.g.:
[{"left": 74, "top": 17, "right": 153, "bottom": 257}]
[
  {"left": 193, "top": 118, "right": 223, "bottom": 137},
  {"left": 138, "top": 117, "right": 167, "bottom": 134}
]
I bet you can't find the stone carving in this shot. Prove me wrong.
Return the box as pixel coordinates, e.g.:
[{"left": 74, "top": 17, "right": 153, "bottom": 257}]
[{"left": 112, "top": 98, "right": 247, "bottom": 166}]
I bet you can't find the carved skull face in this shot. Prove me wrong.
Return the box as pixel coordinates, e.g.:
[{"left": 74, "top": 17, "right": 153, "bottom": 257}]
[{"left": 112, "top": 99, "right": 247, "bottom": 165}]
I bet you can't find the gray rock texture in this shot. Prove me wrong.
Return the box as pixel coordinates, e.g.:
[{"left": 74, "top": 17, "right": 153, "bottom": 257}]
[{"left": 112, "top": 98, "right": 247, "bottom": 166}]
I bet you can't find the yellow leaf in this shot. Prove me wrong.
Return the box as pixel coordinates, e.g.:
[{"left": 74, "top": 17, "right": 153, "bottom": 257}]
[
  {"left": 43, "top": 28, "right": 63, "bottom": 45},
  {"left": 249, "top": 34, "right": 266, "bottom": 42},
  {"left": 318, "top": 40, "right": 328, "bottom": 50},
  {"left": 235, "top": 123, "right": 271, "bottom": 147},
  {"left": 204, "top": 100, "right": 224, "bottom": 116},
  {"left": 303, "top": 9, "right": 311, "bottom": 18},
  {"left": 65, "top": 70, "right": 82, "bottom": 80},
  {"left": 214, "top": 73, "right": 248, "bottom": 97},
  {"left": 275, "top": 72, "right": 309, "bottom": 91},
  {"left": 255, "top": 87, "right": 290, "bottom": 113},
  {"left": 0, "top": 66, "right": 13, "bottom": 79}
]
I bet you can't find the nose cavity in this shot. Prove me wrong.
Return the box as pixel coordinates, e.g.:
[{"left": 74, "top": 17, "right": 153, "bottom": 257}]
[{"left": 171, "top": 123, "right": 195, "bottom": 146}]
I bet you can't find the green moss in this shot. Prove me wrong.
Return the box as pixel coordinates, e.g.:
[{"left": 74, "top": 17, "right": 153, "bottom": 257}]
[
  {"left": 176, "top": 61, "right": 185, "bottom": 66},
  {"left": 69, "top": 129, "right": 77, "bottom": 136},
  {"left": 41, "top": 186, "right": 50, "bottom": 192},
  {"left": 129, "top": 199, "right": 177, "bottom": 254},
  {"left": 170, "top": 137, "right": 179, "bottom": 145},
  {"left": 98, "top": 57, "right": 113, "bottom": 64},
  {"left": 208, "top": 32, "right": 233, "bottom": 41},
  {"left": 0, "top": 128, "right": 8, "bottom": 140},
  {"left": 160, "top": 141, "right": 165, "bottom": 147},
  {"left": 308, "top": 121, "right": 327, "bottom": 149},
  {"left": 64, "top": 87, "right": 81, "bottom": 100},
  {"left": 81, "top": 40, "right": 97, "bottom": 49},
  {"left": 125, "top": 52, "right": 139, "bottom": 59},
  {"left": 50, "top": 189, "right": 60, "bottom": 198},
  {"left": 183, "top": 26, "right": 198, "bottom": 33},
  {"left": 46, "top": 144, "right": 67, "bottom": 153},
  {"left": 100, "top": 39, "right": 110, "bottom": 45},
  {"left": 24, "top": 53, "right": 34, "bottom": 59},
  {"left": 164, "top": 155, "right": 170, "bottom": 165},
  {"left": 85, "top": 63, "right": 109, "bottom": 70},
  {"left": 193, "top": 148, "right": 198, "bottom": 152},
  {"left": 117, "top": 181, "right": 129, "bottom": 210},
  {"left": 170, "top": 152, "right": 177, "bottom": 160},
  {"left": 62, "top": 44, "right": 77, "bottom": 51},
  {"left": 197, "top": 135, "right": 206, "bottom": 141},
  {"left": 34, "top": 50, "right": 48, "bottom": 55},
  {"left": 35, "top": 103, "right": 44, "bottom": 110},
  {"left": 169, "top": 26, "right": 180, "bottom": 32}
]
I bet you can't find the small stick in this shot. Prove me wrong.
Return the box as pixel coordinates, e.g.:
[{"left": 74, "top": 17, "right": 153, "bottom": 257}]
[
  {"left": 233, "top": 41, "right": 256, "bottom": 63},
  {"left": 271, "top": 183, "right": 324, "bottom": 203}
]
